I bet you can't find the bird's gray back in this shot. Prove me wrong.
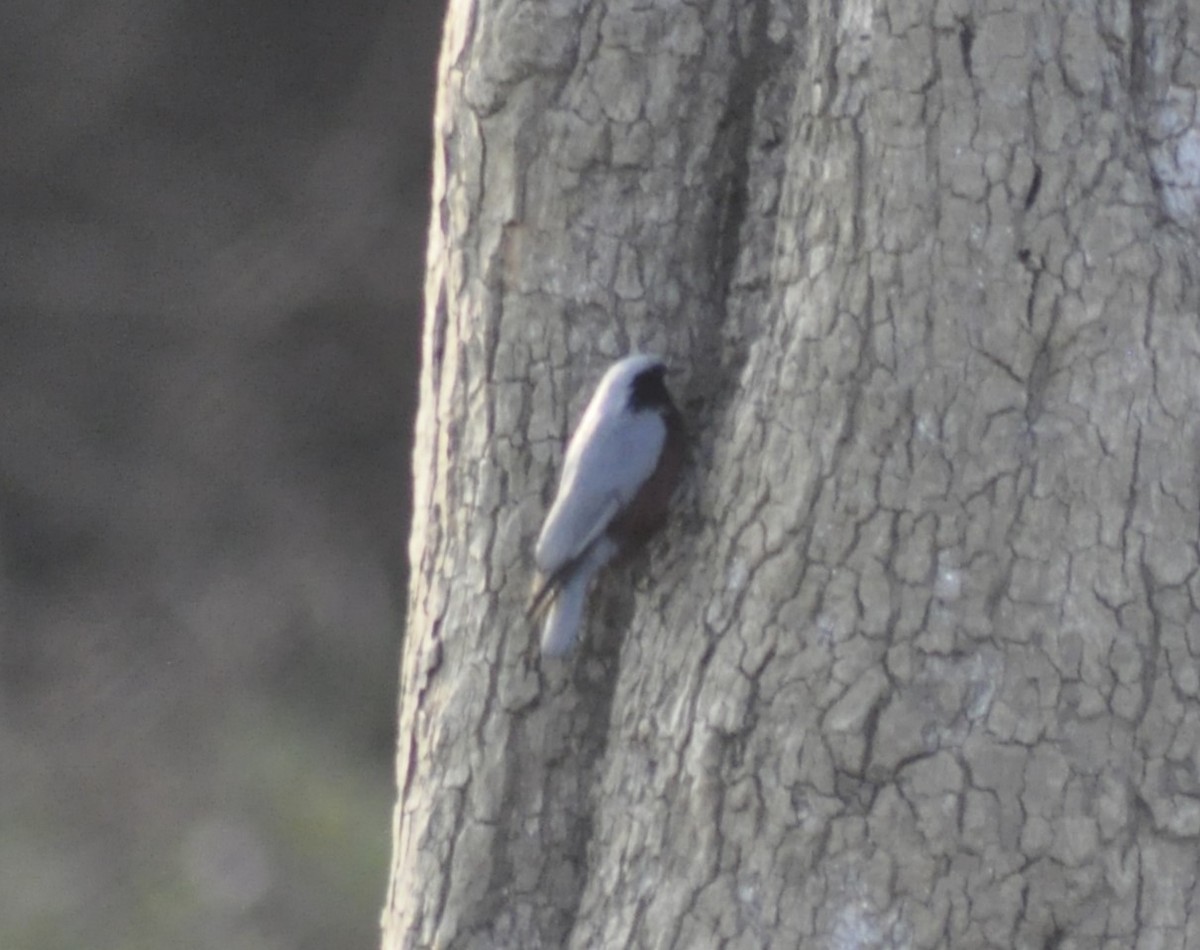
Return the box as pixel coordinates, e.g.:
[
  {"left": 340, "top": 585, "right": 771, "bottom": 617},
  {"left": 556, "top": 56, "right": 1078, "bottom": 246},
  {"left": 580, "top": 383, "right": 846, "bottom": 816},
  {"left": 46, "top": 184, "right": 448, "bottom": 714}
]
[{"left": 534, "top": 409, "right": 666, "bottom": 573}]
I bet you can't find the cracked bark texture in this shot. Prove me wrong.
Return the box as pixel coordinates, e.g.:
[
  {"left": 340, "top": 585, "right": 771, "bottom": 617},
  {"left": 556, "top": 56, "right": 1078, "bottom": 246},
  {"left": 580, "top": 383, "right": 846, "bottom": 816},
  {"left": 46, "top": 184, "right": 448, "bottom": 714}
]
[{"left": 384, "top": 0, "right": 1200, "bottom": 947}]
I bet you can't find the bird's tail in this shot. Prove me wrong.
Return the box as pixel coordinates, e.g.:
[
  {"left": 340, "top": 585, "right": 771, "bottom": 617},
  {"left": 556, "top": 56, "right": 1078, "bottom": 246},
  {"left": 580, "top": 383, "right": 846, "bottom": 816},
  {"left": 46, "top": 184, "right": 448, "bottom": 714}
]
[{"left": 536, "top": 537, "right": 618, "bottom": 657}]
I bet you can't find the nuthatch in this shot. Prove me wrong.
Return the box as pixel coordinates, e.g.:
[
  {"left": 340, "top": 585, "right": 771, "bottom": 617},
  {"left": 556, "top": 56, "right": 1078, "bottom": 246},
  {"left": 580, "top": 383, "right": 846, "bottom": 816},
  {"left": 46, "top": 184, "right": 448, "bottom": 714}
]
[{"left": 530, "top": 354, "right": 684, "bottom": 655}]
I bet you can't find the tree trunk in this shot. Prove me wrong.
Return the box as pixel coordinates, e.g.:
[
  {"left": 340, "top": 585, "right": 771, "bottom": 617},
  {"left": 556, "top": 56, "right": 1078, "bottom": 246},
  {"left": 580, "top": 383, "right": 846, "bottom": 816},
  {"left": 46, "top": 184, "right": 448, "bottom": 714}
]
[{"left": 383, "top": 0, "right": 1200, "bottom": 946}]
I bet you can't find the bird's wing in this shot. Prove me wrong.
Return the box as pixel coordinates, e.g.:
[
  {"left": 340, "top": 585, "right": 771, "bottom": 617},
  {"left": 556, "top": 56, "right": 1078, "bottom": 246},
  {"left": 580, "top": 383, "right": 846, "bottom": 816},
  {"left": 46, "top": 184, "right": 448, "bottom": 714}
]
[
  {"left": 527, "top": 492, "right": 619, "bottom": 619},
  {"left": 534, "top": 409, "right": 666, "bottom": 574}
]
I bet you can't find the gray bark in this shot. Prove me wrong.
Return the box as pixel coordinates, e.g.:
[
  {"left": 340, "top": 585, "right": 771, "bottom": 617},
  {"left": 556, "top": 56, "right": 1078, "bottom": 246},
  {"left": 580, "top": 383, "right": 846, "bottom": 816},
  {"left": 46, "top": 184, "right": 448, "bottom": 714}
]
[{"left": 384, "top": 0, "right": 1200, "bottom": 947}]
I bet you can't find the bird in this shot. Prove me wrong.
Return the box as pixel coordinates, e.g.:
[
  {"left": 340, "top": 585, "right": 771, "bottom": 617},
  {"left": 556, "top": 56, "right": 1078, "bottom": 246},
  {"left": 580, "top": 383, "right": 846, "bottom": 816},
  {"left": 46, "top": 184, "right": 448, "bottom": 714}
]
[{"left": 529, "top": 353, "right": 684, "bottom": 656}]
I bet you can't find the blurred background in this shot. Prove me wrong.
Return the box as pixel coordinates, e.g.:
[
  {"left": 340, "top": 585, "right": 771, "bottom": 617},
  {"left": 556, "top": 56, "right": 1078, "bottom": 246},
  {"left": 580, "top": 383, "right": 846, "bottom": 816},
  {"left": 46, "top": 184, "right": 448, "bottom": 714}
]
[{"left": 0, "top": 2, "right": 442, "bottom": 947}]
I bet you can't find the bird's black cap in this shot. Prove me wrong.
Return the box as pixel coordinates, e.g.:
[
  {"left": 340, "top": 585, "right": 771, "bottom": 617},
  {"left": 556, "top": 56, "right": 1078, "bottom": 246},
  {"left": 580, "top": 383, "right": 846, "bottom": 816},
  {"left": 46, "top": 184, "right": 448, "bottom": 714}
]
[{"left": 627, "top": 363, "right": 673, "bottom": 412}]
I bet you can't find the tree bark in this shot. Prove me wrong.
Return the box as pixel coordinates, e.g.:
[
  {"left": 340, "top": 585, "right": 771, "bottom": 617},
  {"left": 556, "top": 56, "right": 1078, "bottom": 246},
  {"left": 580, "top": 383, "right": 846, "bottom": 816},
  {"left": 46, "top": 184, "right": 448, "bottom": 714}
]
[{"left": 384, "top": 0, "right": 1200, "bottom": 947}]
